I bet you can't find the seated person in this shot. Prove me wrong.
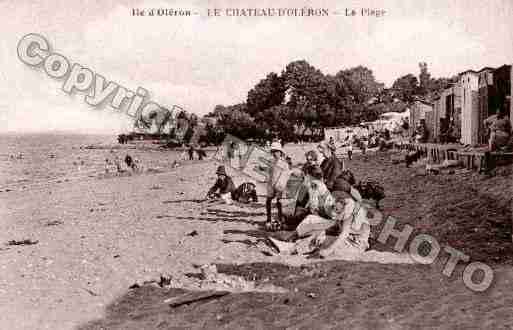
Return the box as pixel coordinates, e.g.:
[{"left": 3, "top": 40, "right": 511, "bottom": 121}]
[
  {"left": 206, "top": 165, "right": 235, "bottom": 204},
  {"left": 231, "top": 182, "right": 258, "bottom": 204},
  {"left": 124, "top": 154, "right": 141, "bottom": 172},
  {"left": 280, "top": 165, "right": 332, "bottom": 231},
  {"left": 267, "top": 187, "right": 372, "bottom": 257},
  {"left": 125, "top": 154, "right": 134, "bottom": 169},
  {"left": 318, "top": 143, "right": 352, "bottom": 193},
  {"left": 354, "top": 180, "right": 385, "bottom": 209},
  {"left": 485, "top": 111, "right": 511, "bottom": 151},
  {"left": 295, "top": 150, "right": 320, "bottom": 210}
]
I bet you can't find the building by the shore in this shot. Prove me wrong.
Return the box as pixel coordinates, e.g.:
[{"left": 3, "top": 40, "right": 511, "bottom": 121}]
[
  {"left": 477, "top": 67, "right": 496, "bottom": 144},
  {"left": 409, "top": 99, "right": 434, "bottom": 139},
  {"left": 459, "top": 70, "right": 480, "bottom": 145},
  {"left": 421, "top": 64, "right": 511, "bottom": 145}
]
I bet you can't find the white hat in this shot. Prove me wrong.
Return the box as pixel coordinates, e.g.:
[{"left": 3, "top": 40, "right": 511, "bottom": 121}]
[{"left": 270, "top": 142, "right": 284, "bottom": 154}]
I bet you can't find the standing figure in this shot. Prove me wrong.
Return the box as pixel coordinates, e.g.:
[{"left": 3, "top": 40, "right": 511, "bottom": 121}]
[
  {"left": 188, "top": 145, "right": 195, "bottom": 160},
  {"left": 265, "top": 142, "right": 288, "bottom": 231}
]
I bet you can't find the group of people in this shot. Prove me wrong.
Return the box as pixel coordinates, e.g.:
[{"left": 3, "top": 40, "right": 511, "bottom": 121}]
[
  {"left": 104, "top": 154, "right": 142, "bottom": 174},
  {"left": 187, "top": 145, "right": 207, "bottom": 161},
  {"left": 263, "top": 141, "right": 378, "bottom": 257},
  {"left": 206, "top": 139, "right": 385, "bottom": 258}
]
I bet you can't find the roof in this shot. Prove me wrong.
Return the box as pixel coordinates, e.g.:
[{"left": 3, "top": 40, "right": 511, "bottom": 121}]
[
  {"left": 458, "top": 69, "right": 478, "bottom": 76},
  {"left": 477, "top": 67, "right": 495, "bottom": 73},
  {"left": 413, "top": 99, "right": 434, "bottom": 106}
]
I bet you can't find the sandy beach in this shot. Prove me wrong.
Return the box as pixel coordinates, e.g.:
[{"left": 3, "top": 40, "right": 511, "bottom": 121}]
[{"left": 1, "top": 134, "right": 512, "bottom": 329}]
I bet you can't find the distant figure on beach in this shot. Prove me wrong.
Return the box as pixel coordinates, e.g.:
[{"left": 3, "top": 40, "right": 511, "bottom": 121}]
[
  {"left": 125, "top": 154, "right": 134, "bottom": 169},
  {"left": 124, "top": 154, "right": 140, "bottom": 172},
  {"left": 171, "top": 160, "right": 180, "bottom": 168},
  {"left": 206, "top": 165, "right": 235, "bottom": 204},
  {"left": 104, "top": 158, "right": 112, "bottom": 173},
  {"left": 188, "top": 145, "right": 195, "bottom": 160},
  {"left": 196, "top": 147, "right": 207, "bottom": 160}
]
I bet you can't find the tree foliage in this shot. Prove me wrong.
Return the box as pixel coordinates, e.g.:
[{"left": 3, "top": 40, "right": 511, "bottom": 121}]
[
  {"left": 392, "top": 74, "right": 419, "bottom": 102},
  {"left": 246, "top": 72, "right": 286, "bottom": 116}
]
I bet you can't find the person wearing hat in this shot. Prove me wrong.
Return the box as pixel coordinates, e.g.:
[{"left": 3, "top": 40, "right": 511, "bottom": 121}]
[
  {"left": 317, "top": 142, "right": 348, "bottom": 193},
  {"left": 206, "top": 165, "right": 235, "bottom": 203},
  {"left": 293, "top": 150, "right": 320, "bottom": 215},
  {"left": 265, "top": 142, "right": 289, "bottom": 230},
  {"left": 318, "top": 188, "right": 375, "bottom": 257}
]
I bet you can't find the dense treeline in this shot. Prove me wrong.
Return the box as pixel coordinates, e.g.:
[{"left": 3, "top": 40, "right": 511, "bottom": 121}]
[{"left": 200, "top": 60, "right": 453, "bottom": 144}]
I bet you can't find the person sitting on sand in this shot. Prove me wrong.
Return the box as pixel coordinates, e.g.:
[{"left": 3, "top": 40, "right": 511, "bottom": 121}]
[
  {"left": 125, "top": 154, "right": 134, "bottom": 169},
  {"left": 290, "top": 150, "right": 322, "bottom": 224},
  {"left": 124, "top": 154, "right": 140, "bottom": 172},
  {"left": 231, "top": 182, "right": 258, "bottom": 204},
  {"left": 171, "top": 160, "right": 180, "bottom": 168},
  {"left": 206, "top": 165, "right": 236, "bottom": 204},
  {"left": 267, "top": 187, "right": 371, "bottom": 257},
  {"left": 317, "top": 143, "right": 350, "bottom": 193}
]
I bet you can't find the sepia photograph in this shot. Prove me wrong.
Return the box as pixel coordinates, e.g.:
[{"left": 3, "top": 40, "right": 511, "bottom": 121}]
[{"left": 1, "top": 0, "right": 512, "bottom": 329}]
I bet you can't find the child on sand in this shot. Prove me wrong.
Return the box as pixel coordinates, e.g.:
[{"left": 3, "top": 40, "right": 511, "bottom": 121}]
[
  {"left": 265, "top": 142, "right": 289, "bottom": 231},
  {"left": 206, "top": 165, "right": 236, "bottom": 204}
]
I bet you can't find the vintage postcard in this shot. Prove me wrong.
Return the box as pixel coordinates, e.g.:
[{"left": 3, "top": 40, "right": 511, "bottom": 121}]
[{"left": 1, "top": 0, "right": 512, "bottom": 329}]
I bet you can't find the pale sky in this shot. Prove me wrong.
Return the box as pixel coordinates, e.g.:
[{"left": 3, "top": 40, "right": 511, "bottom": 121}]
[{"left": 1, "top": 0, "right": 512, "bottom": 133}]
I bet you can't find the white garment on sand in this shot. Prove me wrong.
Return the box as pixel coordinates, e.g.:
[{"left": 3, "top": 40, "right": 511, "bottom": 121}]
[
  {"left": 305, "top": 180, "right": 335, "bottom": 219},
  {"left": 220, "top": 192, "right": 233, "bottom": 205},
  {"left": 296, "top": 214, "right": 335, "bottom": 238}
]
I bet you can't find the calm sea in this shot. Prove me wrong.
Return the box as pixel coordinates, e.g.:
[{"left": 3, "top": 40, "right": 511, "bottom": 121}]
[{"left": 0, "top": 133, "right": 183, "bottom": 191}]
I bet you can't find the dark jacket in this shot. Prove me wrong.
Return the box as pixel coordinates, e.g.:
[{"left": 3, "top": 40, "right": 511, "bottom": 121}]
[
  {"left": 208, "top": 176, "right": 235, "bottom": 196},
  {"left": 231, "top": 182, "right": 258, "bottom": 203},
  {"left": 320, "top": 155, "right": 344, "bottom": 191}
]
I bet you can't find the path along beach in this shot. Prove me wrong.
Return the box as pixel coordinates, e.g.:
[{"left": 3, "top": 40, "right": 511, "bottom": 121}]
[{"left": 1, "top": 133, "right": 512, "bottom": 329}]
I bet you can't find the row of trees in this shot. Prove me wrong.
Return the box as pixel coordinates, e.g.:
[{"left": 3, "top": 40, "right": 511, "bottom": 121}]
[
  {"left": 200, "top": 61, "right": 455, "bottom": 144},
  {"left": 391, "top": 63, "right": 457, "bottom": 102},
  {"left": 205, "top": 60, "right": 388, "bottom": 143}
]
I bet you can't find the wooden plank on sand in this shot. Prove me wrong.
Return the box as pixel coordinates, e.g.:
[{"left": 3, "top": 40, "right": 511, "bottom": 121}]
[{"left": 165, "top": 290, "right": 230, "bottom": 308}]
